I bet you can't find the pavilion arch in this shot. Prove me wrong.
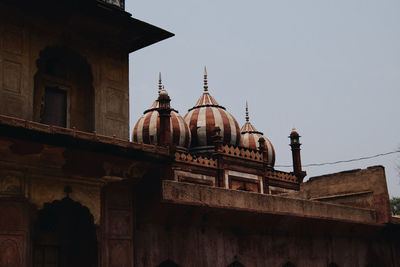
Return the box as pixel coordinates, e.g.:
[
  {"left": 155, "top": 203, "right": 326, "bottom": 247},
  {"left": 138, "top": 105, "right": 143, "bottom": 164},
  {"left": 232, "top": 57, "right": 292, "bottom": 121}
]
[
  {"left": 157, "top": 259, "right": 181, "bottom": 267},
  {"left": 283, "top": 261, "right": 296, "bottom": 267},
  {"left": 32, "top": 197, "right": 98, "bottom": 267},
  {"left": 228, "top": 260, "right": 245, "bottom": 267},
  {"left": 33, "top": 46, "right": 94, "bottom": 132}
]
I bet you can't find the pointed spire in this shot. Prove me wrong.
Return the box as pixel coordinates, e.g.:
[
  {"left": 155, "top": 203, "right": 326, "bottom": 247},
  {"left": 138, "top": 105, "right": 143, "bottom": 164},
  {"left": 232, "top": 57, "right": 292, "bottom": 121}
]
[
  {"left": 203, "top": 66, "right": 208, "bottom": 92},
  {"left": 245, "top": 101, "right": 249, "bottom": 122},
  {"left": 158, "top": 72, "right": 162, "bottom": 95}
]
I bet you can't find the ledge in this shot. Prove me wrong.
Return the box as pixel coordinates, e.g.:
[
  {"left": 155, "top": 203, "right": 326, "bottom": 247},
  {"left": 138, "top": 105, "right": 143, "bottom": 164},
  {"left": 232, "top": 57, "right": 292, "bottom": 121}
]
[
  {"left": 310, "top": 190, "right": 373, "bottom": 201},
  {"left": 4, "top": 0, "right": 174, "bottom": 53},
  {"left": 0, "top": 115, "right": 171, "bottom": 162},
  {"left": 161, "top": 180, "right": 378, "bottom": 225}
]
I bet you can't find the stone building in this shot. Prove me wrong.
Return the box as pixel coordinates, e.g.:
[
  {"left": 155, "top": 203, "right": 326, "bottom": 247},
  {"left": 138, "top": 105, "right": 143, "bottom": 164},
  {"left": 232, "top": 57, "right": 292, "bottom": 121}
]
[{"left": 0, "top": 0, "right": 399, "bottom": 266}]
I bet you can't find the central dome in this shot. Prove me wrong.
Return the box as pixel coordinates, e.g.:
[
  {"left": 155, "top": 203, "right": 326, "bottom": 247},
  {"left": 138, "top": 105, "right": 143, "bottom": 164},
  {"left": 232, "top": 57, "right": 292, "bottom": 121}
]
[{"left": 184, "top": 68, "right": 240, "bottom": 151}]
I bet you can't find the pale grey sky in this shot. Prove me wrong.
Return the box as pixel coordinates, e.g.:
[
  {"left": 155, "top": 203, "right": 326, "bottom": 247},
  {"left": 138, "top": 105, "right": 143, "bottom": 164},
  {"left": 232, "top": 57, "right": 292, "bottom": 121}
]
[{"left": 126, "top": 1, "right": 400, "bottom": 196}]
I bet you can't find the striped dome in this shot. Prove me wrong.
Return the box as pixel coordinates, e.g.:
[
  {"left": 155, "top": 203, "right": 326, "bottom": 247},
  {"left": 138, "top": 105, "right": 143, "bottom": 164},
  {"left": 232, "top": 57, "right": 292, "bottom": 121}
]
[
  {"left": 184, "top": 68, "right": 240, "bottom": 149},
  {"left": 240, "top": 104, "right": 275, "bottom": 166},
  {"left": 132, "top": 88, "right": 191, "bottom": 149}
]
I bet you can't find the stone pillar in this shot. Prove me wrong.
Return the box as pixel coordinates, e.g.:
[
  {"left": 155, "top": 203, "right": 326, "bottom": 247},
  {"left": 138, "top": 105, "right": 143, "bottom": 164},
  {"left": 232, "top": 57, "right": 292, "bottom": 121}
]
[
  {"left": 101, "top": 181, "right": 134, "bottom": 267},
  {"left": 289, "top": 128, "right": 307, "bottom": 182},
  {"left": 212, "top": 126, "right": 225, "bottom": 188},
  {"left": 258, "top": 137, "right": 269, "bottom": 194},
  {"left": 157, "top": 89, "right": 171, "bottom": 148}
]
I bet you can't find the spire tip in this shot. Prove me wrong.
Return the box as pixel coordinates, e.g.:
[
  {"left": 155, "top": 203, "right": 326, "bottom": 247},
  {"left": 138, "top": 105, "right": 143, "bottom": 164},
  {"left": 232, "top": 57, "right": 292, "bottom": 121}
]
[
  {"left": 158, "top": 72, "right": 162, "bottom": 95},
  {"left": 245, "top": 101, "right": 249, "bottom": 122},
  {"left": 203, "top": 66, "right": 208, "bottom": 92}
]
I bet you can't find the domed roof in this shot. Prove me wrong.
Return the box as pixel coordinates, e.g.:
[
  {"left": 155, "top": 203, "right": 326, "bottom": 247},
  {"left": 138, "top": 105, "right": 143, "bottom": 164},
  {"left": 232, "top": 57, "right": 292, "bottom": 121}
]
[
  {"left": 184, "top": 68, "right": 240, "bottom": 150},
  {"left": 240, "top": 102, "right": 275, "bottom": 166},
  {"left": 132, "top": 75, "right": 191, "bottom": 149}
]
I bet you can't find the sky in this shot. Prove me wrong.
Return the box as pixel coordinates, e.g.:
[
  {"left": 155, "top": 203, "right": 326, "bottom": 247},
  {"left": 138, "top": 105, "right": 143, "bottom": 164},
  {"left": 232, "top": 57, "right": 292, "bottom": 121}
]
[{"left": 126, "top": 1, "right": 400, "bottom": 197}]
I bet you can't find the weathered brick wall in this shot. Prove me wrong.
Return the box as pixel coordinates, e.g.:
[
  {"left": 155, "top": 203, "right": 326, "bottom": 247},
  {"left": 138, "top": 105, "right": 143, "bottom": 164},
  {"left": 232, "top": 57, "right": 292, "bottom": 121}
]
[
  {"left": 134, "top": 207, "right": 398, "bottom": 267},
  {"left": 132, "top": 180, "right": 399, "bottom": 267}
]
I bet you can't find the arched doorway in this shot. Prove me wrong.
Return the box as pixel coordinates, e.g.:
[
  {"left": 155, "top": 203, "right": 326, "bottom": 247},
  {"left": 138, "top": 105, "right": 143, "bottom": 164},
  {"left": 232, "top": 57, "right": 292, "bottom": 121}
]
[
  {"left": 32, "top": 197, "right": 98, "bottom": 267},
  {"left": 33, "top": 46, "right": 94, "bottom": 132},
  {"left": 228, "top": 260, "right": 245, "bottom": 267},
  {"left": 158, "top": 259, "right": 180, "bottom": 267}
]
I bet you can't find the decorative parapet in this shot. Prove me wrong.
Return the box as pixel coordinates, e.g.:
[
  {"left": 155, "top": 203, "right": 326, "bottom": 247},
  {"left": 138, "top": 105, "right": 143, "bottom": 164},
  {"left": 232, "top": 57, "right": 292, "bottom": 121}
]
[
  {"left": 222, "top": 144, "right": 263, "bottom": 162},
  {"left": 266, "top": 169, "right": 298, "bottom": 183},
  {"left": 0, "top": 115, "right": 169, "bottom": 155},
  {"left": 175, "top": 152, "right": 217, "bottom": 168}
]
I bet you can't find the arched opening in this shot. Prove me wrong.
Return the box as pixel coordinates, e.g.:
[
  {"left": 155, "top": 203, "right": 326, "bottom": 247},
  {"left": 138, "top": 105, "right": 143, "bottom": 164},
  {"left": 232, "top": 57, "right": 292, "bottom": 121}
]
[
  {"left": 33, "top": 46, "right": 94, "bottom": 132},
  {"left": 283, "top": 262, "right": 296, "bottom": 267},
  {"left": 32, "top": 197, "right": 98, "bottom": 267},
  {"left": 157, "top": 259, "right": 180, "bottom": 267},
  {"left": 228, "top": 260, "right": 245, "bottom": 267}
]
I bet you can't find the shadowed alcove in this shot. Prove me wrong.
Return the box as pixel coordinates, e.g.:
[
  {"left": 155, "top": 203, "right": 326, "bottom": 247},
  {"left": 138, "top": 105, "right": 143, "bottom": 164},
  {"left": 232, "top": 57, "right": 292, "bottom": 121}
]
[
  {"left": 32, "top": 197, "right": 98, "bottom": 267},
  {"left": 33, "top": 46, "right": 94, "bottom": 132},
  {"left": 158, "top": 259, "right": 180, "bottom": 267}
]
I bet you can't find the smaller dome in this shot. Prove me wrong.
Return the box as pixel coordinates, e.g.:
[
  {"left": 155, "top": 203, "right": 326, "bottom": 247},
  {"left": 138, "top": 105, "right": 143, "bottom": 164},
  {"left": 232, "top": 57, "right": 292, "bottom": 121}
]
[
  {"left": 133, "top": 108, "right": 191, "bottom": 149},
  {"left": 240, "top": 103, "right": 275, "bottom": 166},
  {"left": 132, "top": 76, "right": 191, "bottom": 149}
]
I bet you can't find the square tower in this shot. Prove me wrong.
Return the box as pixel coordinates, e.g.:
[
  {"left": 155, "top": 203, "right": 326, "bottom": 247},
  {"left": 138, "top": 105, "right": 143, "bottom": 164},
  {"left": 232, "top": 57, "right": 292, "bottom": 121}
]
[{"left": 0, "top": 0, "right": 172, "bottom": 138}]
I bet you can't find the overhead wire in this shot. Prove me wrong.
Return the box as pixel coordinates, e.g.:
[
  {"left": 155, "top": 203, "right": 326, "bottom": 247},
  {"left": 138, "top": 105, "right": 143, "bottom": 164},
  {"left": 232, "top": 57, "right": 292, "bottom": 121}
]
[{"left": 275, "top": 150, "right": 400, "bottom": 168}]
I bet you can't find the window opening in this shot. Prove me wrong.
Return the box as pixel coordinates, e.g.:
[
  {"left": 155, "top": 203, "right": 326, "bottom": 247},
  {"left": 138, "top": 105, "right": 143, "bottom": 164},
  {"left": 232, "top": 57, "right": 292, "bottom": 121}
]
[{"left": 41, "top": 87, "right": 67, "bottom": 127}]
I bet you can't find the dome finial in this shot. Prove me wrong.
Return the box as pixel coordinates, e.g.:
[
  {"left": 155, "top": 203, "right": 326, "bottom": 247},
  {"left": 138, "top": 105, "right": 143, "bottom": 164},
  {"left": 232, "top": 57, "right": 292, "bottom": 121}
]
[
  {"left": 245, "top": 101, "right": 249, "bottom": 122},
  {"left": 158, "top": 72, "right": 162, "bottom": 95},
  {"left": 203, "top": 66, "right": 208, "bottom": 92}
]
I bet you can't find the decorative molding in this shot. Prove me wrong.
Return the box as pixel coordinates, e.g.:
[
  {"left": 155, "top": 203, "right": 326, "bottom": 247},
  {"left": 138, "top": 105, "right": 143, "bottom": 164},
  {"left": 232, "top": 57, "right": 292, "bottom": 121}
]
[
  {"left": 265, "top": 169, "right": 297, "bottom": 183},
  {"left": 0, "top": 170, "right": 24, "bottom": 196},
  {"left": 3, "top": 60, "right": 21, "bottom": 94},
  {"left": 222, "top": 144, "right": 263, "bottom": 162},
  {"left": 0, "top": 238, "right": 22, "bottom": 267},
  {"left": 174, "top": 152, "right": 217, "bottom": 169}
]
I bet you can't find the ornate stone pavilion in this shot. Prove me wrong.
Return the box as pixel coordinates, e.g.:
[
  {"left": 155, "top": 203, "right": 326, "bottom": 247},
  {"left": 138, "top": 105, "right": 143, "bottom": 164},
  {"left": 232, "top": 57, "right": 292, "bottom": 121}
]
[
  {"left": 0, "top": 0, "right": 399, "bottom": 267},
  {"left": 133, "top": 70, "right": 303, "bottom": 195}
]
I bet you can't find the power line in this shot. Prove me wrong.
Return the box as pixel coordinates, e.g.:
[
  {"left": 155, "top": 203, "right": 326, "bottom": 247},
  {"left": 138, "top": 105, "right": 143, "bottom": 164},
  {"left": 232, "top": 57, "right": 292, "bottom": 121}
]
[{"left": 275, "top": 150, "right": 400, "bottom": 168}]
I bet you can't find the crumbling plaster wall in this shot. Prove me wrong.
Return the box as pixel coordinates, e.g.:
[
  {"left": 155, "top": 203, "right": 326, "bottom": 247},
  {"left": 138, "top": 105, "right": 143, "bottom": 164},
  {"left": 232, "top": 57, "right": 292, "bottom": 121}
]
[{"left": 291, "top": 166, "right": 391, "bottom": 223}]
